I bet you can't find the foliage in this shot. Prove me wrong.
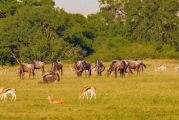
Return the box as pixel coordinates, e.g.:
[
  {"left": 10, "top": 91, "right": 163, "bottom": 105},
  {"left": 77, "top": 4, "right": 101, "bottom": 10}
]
[
  {"left": 88, "top": 0, "right": 179, "bottom": 61},
  {"left": 125, "top": 0, "right": 179, "bottom": 44},
  {"left": 0, "top": 0, "right": 91, "bottom": 65},
  {"left": 0, "top": 0, "right": 179, "bottom": 65}
]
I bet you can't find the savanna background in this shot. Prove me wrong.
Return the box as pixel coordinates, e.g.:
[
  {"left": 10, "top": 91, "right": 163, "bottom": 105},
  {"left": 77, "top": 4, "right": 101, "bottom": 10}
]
[
  {"left": 1, "top": 0, "right": 179, "bottom": 120},
  {"left": 1, "top": 60, "right": 179, "bottom": 120}
]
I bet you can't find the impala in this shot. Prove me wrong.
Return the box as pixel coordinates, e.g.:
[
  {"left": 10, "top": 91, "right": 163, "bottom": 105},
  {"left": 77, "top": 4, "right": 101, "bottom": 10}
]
[
  {"left": 0, "top": 87, "right": 16, "bottom": 101},
  {"left": 78, "top": 86, "right": 96, "bottom": 100}
]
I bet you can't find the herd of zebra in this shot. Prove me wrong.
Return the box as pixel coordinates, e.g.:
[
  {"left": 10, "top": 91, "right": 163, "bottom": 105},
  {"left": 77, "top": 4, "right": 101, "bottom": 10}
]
[{"left": 11, "top": 59, "right": 147, "bottom": 84}]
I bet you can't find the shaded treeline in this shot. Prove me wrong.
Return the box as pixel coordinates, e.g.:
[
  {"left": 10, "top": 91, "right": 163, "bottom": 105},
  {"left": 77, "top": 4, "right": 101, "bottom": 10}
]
[{"left": 0, "top": 0, "right": 179, "bottom": 65}]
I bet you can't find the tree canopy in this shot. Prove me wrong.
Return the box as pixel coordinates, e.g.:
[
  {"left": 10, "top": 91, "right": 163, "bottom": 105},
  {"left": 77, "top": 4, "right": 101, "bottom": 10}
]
[{"left": 0, "top": 0, "right": 179, "bottom": 65}]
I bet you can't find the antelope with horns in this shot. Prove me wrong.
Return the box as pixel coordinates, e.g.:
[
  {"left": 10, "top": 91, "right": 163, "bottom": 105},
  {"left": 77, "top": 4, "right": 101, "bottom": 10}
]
[
  {"left": 47, "top": 95, "right": 66, "bottom": 104},
  {"left": 0, "top": 87, "right": 16, "bottom": 101},
  {"left": 78, "top": 86, "right": 96, "bottom": 100}
]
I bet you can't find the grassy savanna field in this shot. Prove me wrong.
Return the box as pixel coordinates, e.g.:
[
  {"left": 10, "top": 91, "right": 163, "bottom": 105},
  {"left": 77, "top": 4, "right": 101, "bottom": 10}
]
[{"left": 1, "top": 59, "right": 179, "bottom": 120}]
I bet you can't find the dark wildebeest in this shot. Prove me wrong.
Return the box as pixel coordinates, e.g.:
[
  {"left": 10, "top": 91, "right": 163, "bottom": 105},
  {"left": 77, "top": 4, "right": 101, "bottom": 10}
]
[
  {"left": 127, "top": 60, "right": 146, "bottom": 75},
  {"left": 123, "top": 60, "right": 134, "bottom": 76},
  {"left": 51, "top": 60, "right": 63, "bottom": 75},
  {"left": 95, "top": 59, "right": 105, "bottom": 75},
  {"left": 31, "top": 60, "right": 45, "bottom": 75},
  {"left": 38, "top": 72, "right": 60, "bottom": 84},
  {"left": 135, "top": 59, "right": 146, "bottom": 72},
  {"left": 106, "top": 60, "right": 129, "bottom": 78},
  {"left": 74, "top": 60, "right": 92, "bottom": 77},
  {"left": 20, "top": 63, "right": 35, "bottom": 79}
]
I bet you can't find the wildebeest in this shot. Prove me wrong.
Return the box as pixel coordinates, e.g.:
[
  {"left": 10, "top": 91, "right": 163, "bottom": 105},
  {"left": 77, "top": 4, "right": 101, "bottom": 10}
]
[
  {"left": 135, "top": 59, "right": 146, "bottom": 72},
  {"left": 106, "top": 60, "right": 127, "bottom": 78},
  {"left": 31, "top": 60, "right": 45, "bottom": 75},
  {"left": 127, "top": 60, "right": 146, "bottom": 74},
  {"left": 20, "top": 63, "right": 35, "bottom": 79},
  {"left": 74, "top": 60, "right": 92, "bottom": 77},
  {"left": 50, "top": 60, "right": 63, "bottom": 75},
  {"left": 122, "top": 60, "right": 134, "bottom": 76},
  {"left": 38, "top": 72, "right": 60, "bottom": 84},
  {"left": 95, "top": 59, "right": 105, "bottom": 75}
]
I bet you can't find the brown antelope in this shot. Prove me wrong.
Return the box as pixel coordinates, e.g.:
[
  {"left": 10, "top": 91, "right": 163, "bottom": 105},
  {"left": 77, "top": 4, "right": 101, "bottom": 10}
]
[
  {"left": 47, "top": 95, "right": 66, "bottom": 104},
  {"left": 78, "top": 86, "right": 96, "bottom": 100},
  {"left": 0, "top": 87, "right": 16, "bottom": 101}
]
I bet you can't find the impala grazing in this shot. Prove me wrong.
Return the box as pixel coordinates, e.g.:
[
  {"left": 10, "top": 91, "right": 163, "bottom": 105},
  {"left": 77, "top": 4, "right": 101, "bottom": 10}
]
[
  {"left": 47, "top": 95, "right": 66, "bottom": 104},
  {"left": 78, "top": 86, "right": 96, "bottom": 100},
  {"left": 0, "top": 87, "right": 16, "bottom": 101}
]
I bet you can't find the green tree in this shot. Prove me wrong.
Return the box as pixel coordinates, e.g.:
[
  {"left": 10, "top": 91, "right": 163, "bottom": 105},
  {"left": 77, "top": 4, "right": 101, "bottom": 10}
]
[
  {"left": 0, "top": 0, "right": 89, "bottom": 64},
  {"left": 125, "top": 0, "right": 179, "bottom": 44}
]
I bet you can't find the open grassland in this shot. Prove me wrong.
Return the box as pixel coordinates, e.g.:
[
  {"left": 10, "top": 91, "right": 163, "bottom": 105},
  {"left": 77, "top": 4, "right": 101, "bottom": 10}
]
[{"left": 1, "top": 59, "right": 179, "bottom": 120}]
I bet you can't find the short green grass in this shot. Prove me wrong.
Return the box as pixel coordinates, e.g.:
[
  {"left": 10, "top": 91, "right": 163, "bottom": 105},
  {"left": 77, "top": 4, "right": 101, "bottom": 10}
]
[{"left": 1, "top": 59, "right": 179, "bottom": 120}]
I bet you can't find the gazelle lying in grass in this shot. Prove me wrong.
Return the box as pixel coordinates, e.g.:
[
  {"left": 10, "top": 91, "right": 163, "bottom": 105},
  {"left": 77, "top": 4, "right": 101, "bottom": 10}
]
[
  {"left": 78, "top": 86, "right": 96, "bottom": 100},
  {"left": 0, "top": 87, "right": 16, "bottom": 101},
  {"left": 47, "top": 95, "right": 66, "bottom": 104}
]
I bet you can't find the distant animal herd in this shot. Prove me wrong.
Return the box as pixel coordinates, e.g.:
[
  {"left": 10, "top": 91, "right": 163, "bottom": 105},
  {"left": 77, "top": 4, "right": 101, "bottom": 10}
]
[{"left": 1, "top": 59, "right": 178, "bottom": 103}]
